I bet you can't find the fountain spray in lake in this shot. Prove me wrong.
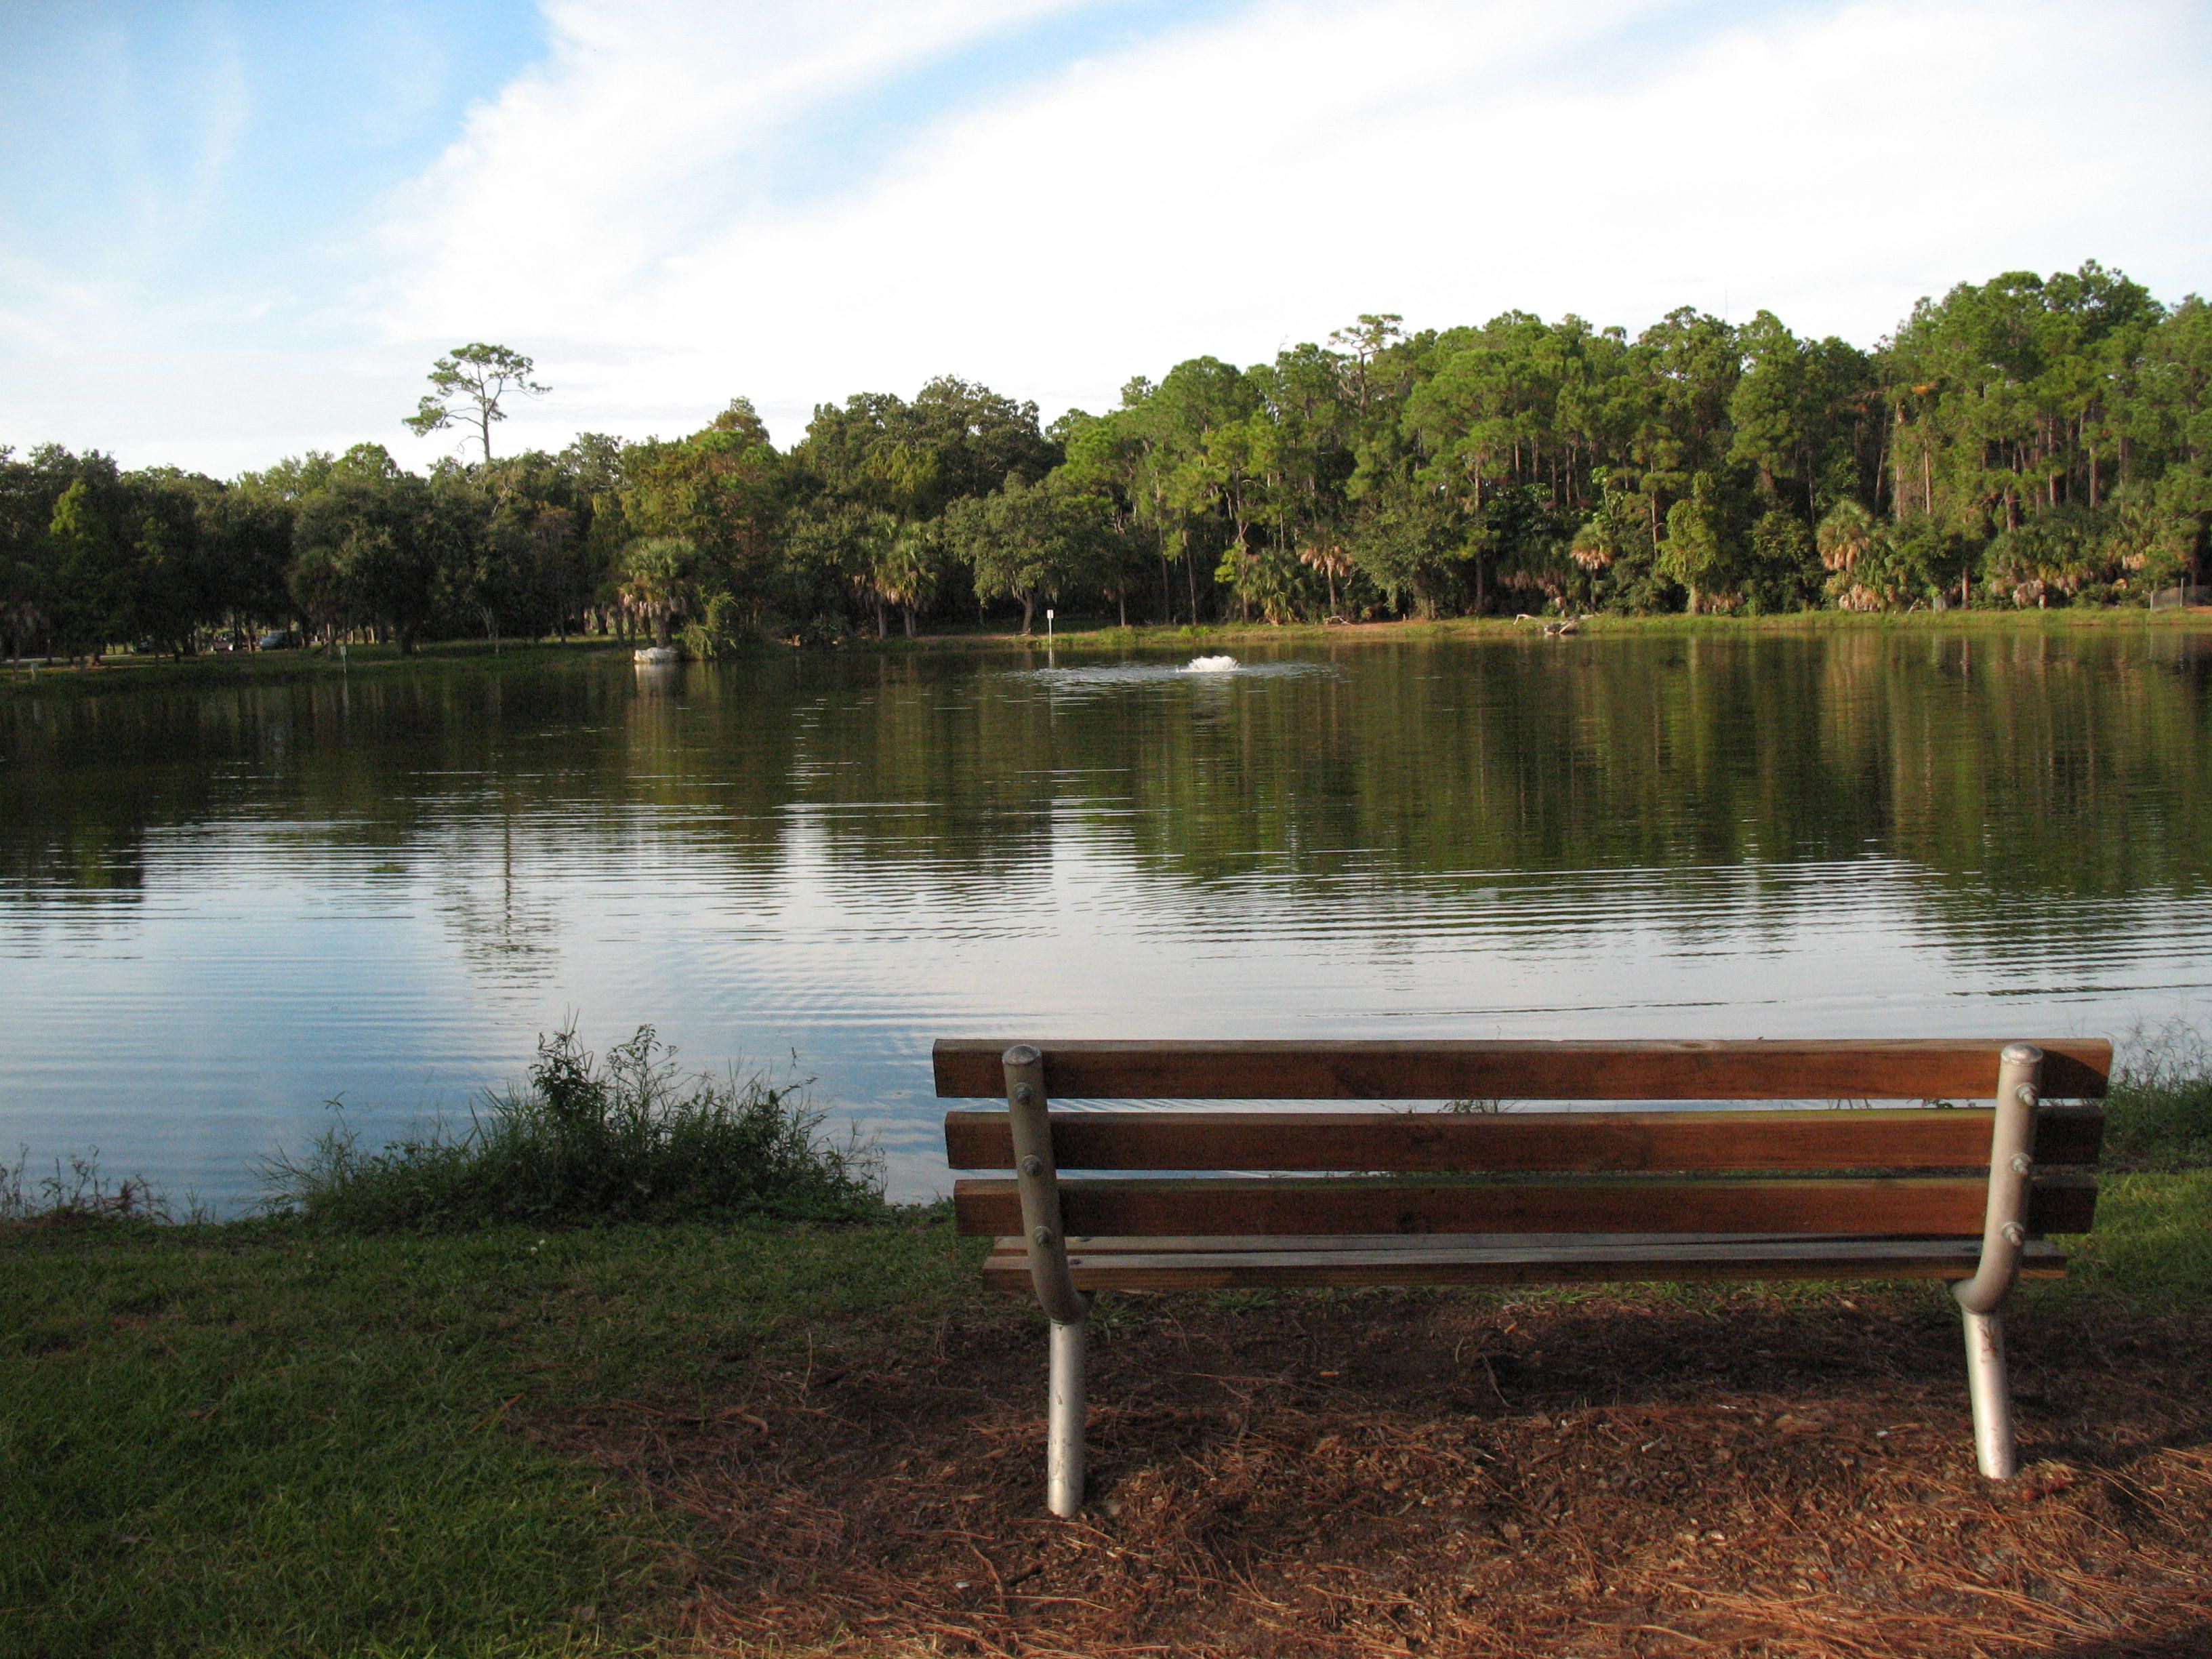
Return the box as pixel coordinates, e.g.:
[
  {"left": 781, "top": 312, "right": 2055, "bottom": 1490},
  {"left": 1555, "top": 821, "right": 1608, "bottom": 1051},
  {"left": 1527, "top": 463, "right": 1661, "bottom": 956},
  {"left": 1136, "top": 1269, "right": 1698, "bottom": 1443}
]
[{"left": 1184, "top": 654, "right": 1238, "bottom": 673}]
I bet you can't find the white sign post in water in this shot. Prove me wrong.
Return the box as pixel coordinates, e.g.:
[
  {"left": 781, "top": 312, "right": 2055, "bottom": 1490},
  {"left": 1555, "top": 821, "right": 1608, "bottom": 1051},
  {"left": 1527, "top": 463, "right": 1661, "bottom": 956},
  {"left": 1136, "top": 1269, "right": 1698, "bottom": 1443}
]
[{"left": 1046, "top": 608, "right": 1054, "bottom": 644}]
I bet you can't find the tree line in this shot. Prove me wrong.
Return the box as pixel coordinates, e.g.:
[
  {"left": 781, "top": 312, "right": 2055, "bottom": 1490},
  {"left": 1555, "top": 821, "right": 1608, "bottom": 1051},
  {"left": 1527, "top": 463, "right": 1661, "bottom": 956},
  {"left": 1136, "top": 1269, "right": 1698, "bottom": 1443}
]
[{"left": 3, "top": 261, "right": 2207, "bottom": 663}]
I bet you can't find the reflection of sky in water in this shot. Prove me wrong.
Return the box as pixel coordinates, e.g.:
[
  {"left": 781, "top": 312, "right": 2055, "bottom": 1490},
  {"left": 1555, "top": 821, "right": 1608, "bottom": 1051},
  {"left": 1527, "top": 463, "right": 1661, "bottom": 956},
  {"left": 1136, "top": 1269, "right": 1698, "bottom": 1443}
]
[{"left": 2, "top": 638, "right": 2209, "bottom": 1212}]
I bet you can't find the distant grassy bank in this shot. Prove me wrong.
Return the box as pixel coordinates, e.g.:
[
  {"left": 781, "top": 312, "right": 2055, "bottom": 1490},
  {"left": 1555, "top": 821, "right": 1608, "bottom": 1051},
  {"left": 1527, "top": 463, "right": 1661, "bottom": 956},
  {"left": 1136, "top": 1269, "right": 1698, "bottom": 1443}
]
[
  {"left": 6, "top": 605, "right": 2209, "bottom": 700},
  {"left": 0, "top": 633, "right": 633, "bottom": 698},
  {"left": 914, "top": 602, "right": 2212, "bottom": 654}
]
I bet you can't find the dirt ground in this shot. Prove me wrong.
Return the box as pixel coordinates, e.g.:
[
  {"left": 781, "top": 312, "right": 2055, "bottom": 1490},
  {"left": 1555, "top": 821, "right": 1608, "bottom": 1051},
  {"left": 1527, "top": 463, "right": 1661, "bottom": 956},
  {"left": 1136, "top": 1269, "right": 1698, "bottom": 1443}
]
[{"left": 559, "top": 1286, "right": 2212, "bottom": 1658}]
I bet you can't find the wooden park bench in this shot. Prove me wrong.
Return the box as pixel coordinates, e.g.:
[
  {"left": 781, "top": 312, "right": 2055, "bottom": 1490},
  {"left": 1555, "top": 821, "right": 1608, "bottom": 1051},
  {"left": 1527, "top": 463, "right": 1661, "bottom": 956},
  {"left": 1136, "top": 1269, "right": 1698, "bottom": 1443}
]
[{"left": 937, "top": 1038, "right": 2110, "bottom": 1516}]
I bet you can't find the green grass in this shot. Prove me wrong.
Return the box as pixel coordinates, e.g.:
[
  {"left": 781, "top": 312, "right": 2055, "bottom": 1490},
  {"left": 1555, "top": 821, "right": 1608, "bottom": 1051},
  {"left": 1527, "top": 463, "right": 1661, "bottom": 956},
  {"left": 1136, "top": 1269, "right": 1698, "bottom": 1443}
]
[
  {"left": 0, "top": 1212, "right": 985, "bottom": 1658},
  {"left": 858, "top": 607, "right": 2212, "bottom": 661},
  {"left": 2053, "top": 1169, "right": 2212, "bottom": 1305},
  {"left": 0, "top": 636, "right": 630, "bottom": 699},
  {"left": 3, "top": 1178, "right": 2205, "bottom": 1657},
  {"left": 2102, "top": 1031, "right": 2212, "bottom": 1171},
  {"left": 3, "top": 1174, "right": 2205, "bottom": 1658}
]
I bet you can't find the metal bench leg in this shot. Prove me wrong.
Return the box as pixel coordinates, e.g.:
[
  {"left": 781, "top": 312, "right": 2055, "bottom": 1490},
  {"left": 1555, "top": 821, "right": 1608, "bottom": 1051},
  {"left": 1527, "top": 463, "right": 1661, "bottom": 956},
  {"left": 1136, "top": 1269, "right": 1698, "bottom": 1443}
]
[
  {"left": 1004, "top": 1044, "right": 1092, "bottom": 1515},
  {"left": 1048, "top": 1317, "right": 1087, "bottom": 1517},
  {"left": 1952, "top": 1041, "right": 2042, "bottom": 1481},
  {"left": 1961, "top": 1307, "right": 2016, "bottom": 1479}
]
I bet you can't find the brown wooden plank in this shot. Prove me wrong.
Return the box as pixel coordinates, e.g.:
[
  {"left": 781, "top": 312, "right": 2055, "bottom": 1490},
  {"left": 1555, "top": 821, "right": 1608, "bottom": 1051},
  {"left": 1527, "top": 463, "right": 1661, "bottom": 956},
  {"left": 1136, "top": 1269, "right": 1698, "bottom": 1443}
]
[
  {"left": 945, "top": 1106, "right": 2106, "bottom": 1172},
  {"left": 953, "top": 1174, "right": 2097, "bottom": 1239},
  {"left": 933, "top": 1038, "right": 2112, "bottom": 1102},
  {"left": 977, "top": 1237, "right": 2070, "bottom": 1291},
  {"left": 985, "top": 1235, "right": 2074, "bottom": 1265},
  {"left": 988, "top": 1229, "right": 1971, "bottom": 1254}
]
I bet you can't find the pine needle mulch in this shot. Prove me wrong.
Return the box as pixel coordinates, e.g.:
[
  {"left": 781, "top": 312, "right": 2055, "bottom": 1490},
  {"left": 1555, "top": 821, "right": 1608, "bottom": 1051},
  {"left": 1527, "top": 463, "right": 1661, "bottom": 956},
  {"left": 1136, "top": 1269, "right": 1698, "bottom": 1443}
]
[{"left": 559, "top": 1288, "right": 2212, "bottom": 1658}]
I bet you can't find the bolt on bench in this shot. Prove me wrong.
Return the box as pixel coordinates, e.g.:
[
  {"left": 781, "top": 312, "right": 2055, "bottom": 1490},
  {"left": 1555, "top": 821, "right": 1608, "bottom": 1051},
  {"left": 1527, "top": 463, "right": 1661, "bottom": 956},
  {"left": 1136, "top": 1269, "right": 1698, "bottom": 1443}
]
[{"left": 938, "top": 1038, "right": 2110, "bottom": 1516}]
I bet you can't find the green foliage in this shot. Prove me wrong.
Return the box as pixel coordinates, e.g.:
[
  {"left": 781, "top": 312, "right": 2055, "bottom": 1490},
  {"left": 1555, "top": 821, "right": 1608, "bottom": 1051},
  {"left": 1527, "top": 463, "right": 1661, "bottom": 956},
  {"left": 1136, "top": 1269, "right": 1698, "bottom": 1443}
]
[
  {"left": 1658, "top": 474, "right": 1730, "bottom": 611},
  {"left": 781, "top": 499, "right": 897, "bottom": 638},
  {"left": 1, "top": 1148, "right": 171, "bottom": 1225},
  {"left": 944, "top": 473, "right": 1115, "bottom": 634},
  {"left": 1350, "top": 488, "right": 1464, "bottom": 617},
  {"left": 262, "top": 1024, "right": 884, "bottom": 1230},
  {"left": 46, "top": 480, "right": 130, "bottom": 657},
  {"left": 621, "top": 398, "right": 785, "bottom": 632},
  {"left": 403, "top": 342, "right": 548, "bottom": 461},
  {"left": 874, "top": 519, "right": 943, "bottom": 638},
  {"left": 615, "top": 533, "right": 701, "bottom": 649},
  {"left": 680, "top": 588, "right": 753, "bottom": 659},
  {"left": 6, "top": 262, "right": 2210, "bottom": 655},
  {"left": 1745, "top": 508, "right": 1816, "bottom": 611},
  {"left": 289, "top": 445, "right": 441, "bottom": 652}
]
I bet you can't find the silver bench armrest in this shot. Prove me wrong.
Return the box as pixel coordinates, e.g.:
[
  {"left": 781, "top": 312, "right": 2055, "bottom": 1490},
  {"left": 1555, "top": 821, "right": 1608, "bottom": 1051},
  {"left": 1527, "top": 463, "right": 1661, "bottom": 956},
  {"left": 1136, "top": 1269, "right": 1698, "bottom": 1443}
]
[
  {"left": 1004, "top": 1044, "right": 1090, "bottom": 1326},
  {"left": 1954, "top": 1042, "right": 2044, "bottom": 1317}
]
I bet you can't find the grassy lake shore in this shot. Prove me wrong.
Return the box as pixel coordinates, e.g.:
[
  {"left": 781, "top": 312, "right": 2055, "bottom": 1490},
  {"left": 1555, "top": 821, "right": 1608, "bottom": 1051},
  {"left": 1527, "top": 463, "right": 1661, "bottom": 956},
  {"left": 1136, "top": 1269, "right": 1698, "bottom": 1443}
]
[
  {"left": 901, "top": 603, "right": 2212, "bottom": 655},
  {"left": 5, "top": 1046, "right": 2212, "bottom": 1657},
  {"left": 3, "top": 1180, "right": 2208, "bottom": 1658},
  {"left": 5, "top": 605, "right": 2209, "bottom": 700},
  {"left": 0, "top": 634, "right": 636, "bottom": 698},
  {"left": 7, "top": 1037, "right": 2210, "bottom": 1659}
]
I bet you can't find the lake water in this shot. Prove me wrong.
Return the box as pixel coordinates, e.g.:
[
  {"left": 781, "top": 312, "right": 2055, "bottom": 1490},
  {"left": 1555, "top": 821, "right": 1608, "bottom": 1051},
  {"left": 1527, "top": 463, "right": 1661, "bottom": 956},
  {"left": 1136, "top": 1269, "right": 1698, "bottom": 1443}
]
[{"left": 3, "top": 630, "right": 2209, "bottom": 1211}]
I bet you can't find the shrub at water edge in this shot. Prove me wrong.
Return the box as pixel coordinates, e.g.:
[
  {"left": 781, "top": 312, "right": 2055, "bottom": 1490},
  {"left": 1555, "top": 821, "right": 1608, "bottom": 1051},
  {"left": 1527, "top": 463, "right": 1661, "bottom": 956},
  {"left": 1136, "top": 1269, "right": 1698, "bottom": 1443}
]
[{"left": 262, "top": 1023, "right": 883, "bottom": 1228}]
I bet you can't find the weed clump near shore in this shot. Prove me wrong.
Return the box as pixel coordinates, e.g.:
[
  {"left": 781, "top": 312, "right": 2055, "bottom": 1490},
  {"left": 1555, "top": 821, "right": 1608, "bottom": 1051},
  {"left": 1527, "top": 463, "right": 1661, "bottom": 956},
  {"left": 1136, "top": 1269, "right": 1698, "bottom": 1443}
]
[
  {"left": 2104, "top": 1031, "right": 2212, "bottom": 1170},
  {"left": 263, "top": 1023, "right": 882, "bottom": 1229},
  {"left": 0, "top": 1151, "right": 180, "bottom": 1225}
]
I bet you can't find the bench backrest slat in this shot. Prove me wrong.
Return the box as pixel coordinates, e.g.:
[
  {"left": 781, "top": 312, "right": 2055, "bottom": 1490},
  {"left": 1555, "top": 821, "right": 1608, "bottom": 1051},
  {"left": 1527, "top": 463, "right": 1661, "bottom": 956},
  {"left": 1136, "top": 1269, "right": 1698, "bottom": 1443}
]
[
  {"left": 940, "top": 1038, "right": 2108, "bottom": 1250},
  {"left": 944, "top": 1106, "right": 2106, "bottom": 1174},
  {"left": 932, "top": 1038, "right": 2113, "bottom": 1102},
  {"left": 952, "top": 1172, "right": 2100, "bottom": 1240}
]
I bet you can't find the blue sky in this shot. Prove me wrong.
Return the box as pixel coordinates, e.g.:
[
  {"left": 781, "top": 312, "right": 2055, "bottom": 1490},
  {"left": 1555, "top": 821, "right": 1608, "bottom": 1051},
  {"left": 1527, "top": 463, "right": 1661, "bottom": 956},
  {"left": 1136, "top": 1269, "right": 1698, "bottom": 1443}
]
[
  {"left": 1, "top": 6, "right": 535, "bottom": 261},
  {"left": 1, "top": 4, "right": 539, "bottom": 340},
  {"left": 3, "top": 0, "right": 2209, "bottom": 474}
]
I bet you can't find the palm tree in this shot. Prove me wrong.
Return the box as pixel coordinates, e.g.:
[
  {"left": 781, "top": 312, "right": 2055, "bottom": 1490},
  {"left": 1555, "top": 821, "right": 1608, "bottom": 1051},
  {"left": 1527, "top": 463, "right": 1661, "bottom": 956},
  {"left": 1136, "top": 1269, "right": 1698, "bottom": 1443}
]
[
  {"left": 1298, "top": 540, "right": 1354, "bottom": 617},
  {"left": 875, "top": 523, "right": 939, "bottom": 639},
  {"left": 618, "top": 536, "right": 699, "bottom": 648},
  {"left": 1569, "top": 517, "right": 1616, "bottom": 572},
  {"left": 1815, "top": 499, "right": 1879, "bottom": 573}
]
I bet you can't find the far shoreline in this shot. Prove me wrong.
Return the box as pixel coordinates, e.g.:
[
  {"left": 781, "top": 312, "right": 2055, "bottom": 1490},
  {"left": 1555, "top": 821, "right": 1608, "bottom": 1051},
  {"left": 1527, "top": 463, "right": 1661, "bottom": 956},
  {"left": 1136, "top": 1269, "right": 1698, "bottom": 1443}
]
[{"left": 5, "top": 604, "right": 2211, "bottom": 697}]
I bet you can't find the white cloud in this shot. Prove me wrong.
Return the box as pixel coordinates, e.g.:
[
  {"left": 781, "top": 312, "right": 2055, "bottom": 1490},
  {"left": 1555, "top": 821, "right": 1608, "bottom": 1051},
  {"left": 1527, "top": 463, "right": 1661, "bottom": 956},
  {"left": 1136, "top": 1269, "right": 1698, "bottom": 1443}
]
[
  {"left": 7, "top": 0, "right": 2210, "bottom": 471},
  {"left": 373, "top": 0, "right": 1091, "bottom": 351},
  {"left": 374, "top": 0, "right": 2212, "bottom": 456}
]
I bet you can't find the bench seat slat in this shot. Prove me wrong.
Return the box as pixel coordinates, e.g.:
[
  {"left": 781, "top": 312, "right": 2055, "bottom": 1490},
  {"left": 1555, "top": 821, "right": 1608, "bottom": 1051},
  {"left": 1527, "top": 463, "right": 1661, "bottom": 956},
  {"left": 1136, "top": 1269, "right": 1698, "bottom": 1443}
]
[
  {"left": 991, "top": 1229, "right": 1980, "bottom": 1253},
  {"left": 952, "top": 1173, "right": 2099, "bottom": 1240},
  {"left": 933, "top": 1038, "right": 2114, "bottom": 1103},
  {"left": 944, "top": 1106, "right": 2106, "bottom": 1173},
  {"left": 979, "top": 1235, "right": 2070, "bottom": 1292}
]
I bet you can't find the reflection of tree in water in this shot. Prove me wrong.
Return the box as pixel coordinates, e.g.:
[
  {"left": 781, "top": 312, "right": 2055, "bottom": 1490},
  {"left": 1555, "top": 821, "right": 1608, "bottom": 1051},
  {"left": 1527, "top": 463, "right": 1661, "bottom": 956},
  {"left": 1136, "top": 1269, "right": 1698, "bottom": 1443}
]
[
  {"left": 3, "top": 636, "right": 2210, "bottom": 975},
  {"left": 762, "top": 633, "right": 2212, "bottom": 981},
  {"left": 434, "top": 810, "right": 560, "bottom": 970},
  {"left": 771, "top": 633, "right": 2212, "bottom": 899}
]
